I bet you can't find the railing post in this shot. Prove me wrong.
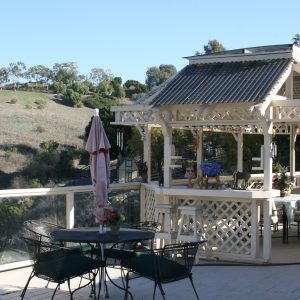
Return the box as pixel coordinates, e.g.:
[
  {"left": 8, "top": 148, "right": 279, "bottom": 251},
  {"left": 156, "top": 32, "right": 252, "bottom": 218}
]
[{"left": 66, "top": 192, "right": 75, "bottom": 229}]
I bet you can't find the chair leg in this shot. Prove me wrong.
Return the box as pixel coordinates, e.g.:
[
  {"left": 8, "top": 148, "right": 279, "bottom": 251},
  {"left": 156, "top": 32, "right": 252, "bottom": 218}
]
[
  {"left": 51, "top": 284, "right": 61, "bottom": 300},
  {"left": 189, "top": 275, "right": 200, "bottom": 300},
  {"left": 20, "top": 271, "right": 34, "bottom": 299},
  {"left": 157, "top": 282, "right": 166, "bottom": 300}
]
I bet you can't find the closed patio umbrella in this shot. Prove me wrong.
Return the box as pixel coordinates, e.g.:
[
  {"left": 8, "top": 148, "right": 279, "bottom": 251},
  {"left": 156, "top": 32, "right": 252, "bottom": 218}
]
[{"left": 85, "top": 109, "right": 111, "bottom": 227}]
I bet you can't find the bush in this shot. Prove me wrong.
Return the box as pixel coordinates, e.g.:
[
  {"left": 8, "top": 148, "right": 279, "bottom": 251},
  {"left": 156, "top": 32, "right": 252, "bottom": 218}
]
[
  {"left": 9, "top": 98, "right": 17, "bottom": 104},
  {"left": 62, "top": 89, "right": 83, "bottom": 107},
  {"left": 71, "top": 82, "right": 89, "bottom": 95},
  {"left": 50, "top": 81, "right": 67, "bottom": 93},
  {"left": 36, "top": 126, "right": 46, "bottom": 133},
  {"left": 34, "top": 99, "right": 47, "bottom": 109}
]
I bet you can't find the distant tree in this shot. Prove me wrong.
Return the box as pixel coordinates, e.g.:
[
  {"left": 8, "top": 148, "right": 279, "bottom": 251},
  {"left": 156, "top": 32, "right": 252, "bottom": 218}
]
[
  {"left": 7, "top": 61, "right": 26, "bottom": 90},
  {"left": 203, "top": 40, "right": 226, "bottom": 54},
  {"left": 111, "top": 77, "right": 125, "bottom": 98},
  {"left": 146, "top": 64, "right": 177, "bottom": 89},
  {"left": 26, "top": 65, "right": 52, "bottom": 84},
  {"left": 292, "top": 34, "right": 300, "bottom": 45},
  {"left": 52, "top": 62, "right": 78, "bottom": 85},
  {"left": 22, "top": 140, "right": 75, "bottom": 185},
  {"left": 123, "top": 80, "right": 148, "bottom": 99},
  {"left": 0, "top": 67, "right": 9, "bottom": 88},
  {"left": 50, "top": 81, "right": 67, "bottom": 93},
  {"left": 71, "top": 82, "right": 89, "bottom": 95},
  {"left": 89, "top": 68, "right": 113, "bottom": 92}
]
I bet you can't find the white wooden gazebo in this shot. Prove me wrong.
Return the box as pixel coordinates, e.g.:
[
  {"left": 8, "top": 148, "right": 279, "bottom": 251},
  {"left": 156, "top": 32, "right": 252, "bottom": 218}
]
[{"left": 111, "top": 44, "right": 300, "bottom": 262}]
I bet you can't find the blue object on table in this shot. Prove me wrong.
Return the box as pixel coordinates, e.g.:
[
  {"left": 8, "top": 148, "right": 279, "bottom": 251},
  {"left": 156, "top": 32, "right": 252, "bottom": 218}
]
[{"left": 200, "top": 162, "right": 221, "bottom": 177}]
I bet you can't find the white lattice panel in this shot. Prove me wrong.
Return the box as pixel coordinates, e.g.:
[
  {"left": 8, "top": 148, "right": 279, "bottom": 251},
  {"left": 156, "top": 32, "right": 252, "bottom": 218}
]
[{"left": 178, "top": 197, "right": 253, "bottom": 258}]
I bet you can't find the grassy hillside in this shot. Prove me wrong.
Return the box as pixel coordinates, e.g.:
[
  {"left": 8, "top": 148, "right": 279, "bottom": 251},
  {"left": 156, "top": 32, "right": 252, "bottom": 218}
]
[{"left": 0, "top": 90, "right": 93, "bottom": 186}]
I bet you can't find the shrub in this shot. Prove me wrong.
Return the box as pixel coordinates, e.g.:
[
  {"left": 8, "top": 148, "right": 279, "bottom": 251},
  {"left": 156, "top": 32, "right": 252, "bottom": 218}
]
[
  {"left": 34, "top": 99, "right": 47, "bottom": 109},
  {"left": 36, "top": 126, "right": 46, "bottom": 133},
  {"left": 9, "top": 98, "right": 17, "bottom": 104},
  {"left": 50, "top": 81, "right": 67, "bottom": 93},
  {"left": 62, "top": 89, "right": 82, "bottom": 107}
]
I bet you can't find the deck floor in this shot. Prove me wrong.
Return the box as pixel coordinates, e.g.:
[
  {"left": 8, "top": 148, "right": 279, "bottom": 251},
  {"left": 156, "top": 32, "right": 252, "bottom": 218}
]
[{"left": 1, "top": 228, "right": 300, "bottom": 300}]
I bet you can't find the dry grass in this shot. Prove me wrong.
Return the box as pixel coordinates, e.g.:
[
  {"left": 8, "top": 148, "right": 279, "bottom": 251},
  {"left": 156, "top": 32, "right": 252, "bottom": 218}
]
[
  {"left": 0, "top": 90, "right": 93, "bottom": 175},
  {"left": 0, "top": 90, "right": 92, "bottom": 149}
]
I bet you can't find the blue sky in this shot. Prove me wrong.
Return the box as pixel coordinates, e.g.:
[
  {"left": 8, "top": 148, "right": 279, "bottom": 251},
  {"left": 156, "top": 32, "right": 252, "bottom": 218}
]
[{"left": 1, "top": 0, "right": 299, "bottom": 84}]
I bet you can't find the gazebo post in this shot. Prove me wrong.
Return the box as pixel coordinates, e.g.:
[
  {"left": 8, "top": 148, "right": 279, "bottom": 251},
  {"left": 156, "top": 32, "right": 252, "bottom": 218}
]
[
  {"left": 137, "top": 125, "right": 152, "bottom": 182},
  {"left": 232, "top": 132, "right": 244, "bottom": 172},
  {"left": 163, "top": 126, "right": 172, "bottom": 187},
  {"left": 262, "top": 118, "right": 274, "bottom": 262},
  {"left": 196, "top": 129, "right": 203, "bottom": 178},
  {"left": 290, "top": 125, "right": 298, "bottom": 179},
  {"left": 143, "top": 125, "right": 152, "bottom": 182}
]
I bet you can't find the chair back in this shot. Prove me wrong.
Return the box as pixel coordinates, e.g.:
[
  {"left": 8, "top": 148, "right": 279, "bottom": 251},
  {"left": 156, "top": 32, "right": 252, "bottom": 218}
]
[
  {"left": 161, "top": 242, "right": 202, "bottom": 272},
  {"left": 23, "top": 219, "right": 63, "bottom": 244}
]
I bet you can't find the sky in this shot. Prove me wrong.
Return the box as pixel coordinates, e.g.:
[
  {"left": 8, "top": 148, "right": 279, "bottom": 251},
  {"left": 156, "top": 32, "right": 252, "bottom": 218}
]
[{"left": 1, "top": 0, "right": 299, "bottom": 84}]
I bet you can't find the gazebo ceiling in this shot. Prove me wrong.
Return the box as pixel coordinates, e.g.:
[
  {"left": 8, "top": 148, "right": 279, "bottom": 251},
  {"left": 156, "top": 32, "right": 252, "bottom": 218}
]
[{"left": 148, "top": 59, "right": 292, "bottom": 106}]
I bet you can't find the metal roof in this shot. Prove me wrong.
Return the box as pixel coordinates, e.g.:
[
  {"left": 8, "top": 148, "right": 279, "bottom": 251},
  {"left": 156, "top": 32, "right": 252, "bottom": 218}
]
[{"left": 148, "top": 59, "right": 291, "bottom": 106}]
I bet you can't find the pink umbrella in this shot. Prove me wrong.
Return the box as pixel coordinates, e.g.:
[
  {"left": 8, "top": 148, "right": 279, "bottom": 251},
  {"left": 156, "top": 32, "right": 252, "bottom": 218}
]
[{"left": 85, "top": 109, "right": 111, "bottom": 225}]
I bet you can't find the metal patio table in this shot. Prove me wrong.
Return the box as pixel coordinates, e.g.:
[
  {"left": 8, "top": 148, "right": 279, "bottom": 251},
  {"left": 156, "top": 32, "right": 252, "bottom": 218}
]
[{"left": 51, "top": 227, "right": 154, "bottom": 299}]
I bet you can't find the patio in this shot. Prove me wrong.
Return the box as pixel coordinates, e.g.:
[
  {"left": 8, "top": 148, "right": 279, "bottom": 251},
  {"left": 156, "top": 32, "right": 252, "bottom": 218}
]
[{"left": 1, "top": 225, "right": 300, "bottom": 300}]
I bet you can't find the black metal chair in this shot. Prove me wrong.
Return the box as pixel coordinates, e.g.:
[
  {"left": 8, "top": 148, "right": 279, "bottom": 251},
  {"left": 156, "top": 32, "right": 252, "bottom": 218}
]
[
  {"left": 23, "top": 219, "right": 91, "bottom": 252},
  {"left": 122, "top": 241, "right": 205, "bottom": 300},
  {"left": 105, "top": 221, "right": 160, "bottom": 266},
  {"left": 21, "top": 236, "right": 101, "bottom": 300}
]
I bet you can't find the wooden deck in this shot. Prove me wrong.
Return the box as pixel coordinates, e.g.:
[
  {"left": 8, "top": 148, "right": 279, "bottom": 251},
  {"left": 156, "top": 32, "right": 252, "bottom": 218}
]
[{"left": 1, "top": 228, "right": 300, "bottom": 300}]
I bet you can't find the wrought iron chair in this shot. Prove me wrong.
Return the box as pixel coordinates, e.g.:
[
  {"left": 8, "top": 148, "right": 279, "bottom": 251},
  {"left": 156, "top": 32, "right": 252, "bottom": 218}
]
[
  {"left": 21, "top": 236, "right": 101, "bottom": 300},
  {"left": 122, "top": 241, "right": 205, "bottom": 300},
  {"left": 104, "top": 221, "right": 159, "bottom": 298},
  {"left": 23, "top": 219, "right": 91, "bottom": 252},
  {"left": 105, "top": 221, "right": 160, "bottom": 266}
]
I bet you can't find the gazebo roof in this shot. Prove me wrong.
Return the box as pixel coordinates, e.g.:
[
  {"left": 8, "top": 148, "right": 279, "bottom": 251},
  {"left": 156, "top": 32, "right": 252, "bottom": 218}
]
[
  {"left": 111, "top": 43, "right": 300, "bottom": 129},
  {"left": 147, "top": 59, "right": 291, "bottom": 106}
]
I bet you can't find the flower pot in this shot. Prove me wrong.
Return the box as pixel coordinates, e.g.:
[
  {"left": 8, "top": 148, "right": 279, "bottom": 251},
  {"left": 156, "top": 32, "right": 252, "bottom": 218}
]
[
  {"left": 280, "top": 190, "right": 290, "bottom": 197},
  {"left": 109, "top": 224, "right": 120, "bottom": 235}
]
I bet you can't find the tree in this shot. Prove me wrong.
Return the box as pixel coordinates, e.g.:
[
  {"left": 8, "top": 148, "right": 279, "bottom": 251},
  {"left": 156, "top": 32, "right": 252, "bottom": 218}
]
[
  {"left": 62, "top": 88, "right": 82, "bottom": 107},
  {"left": 89, "top": 68, "right": 113, "bottom": 92},
  {"left": 145, "top": 64, "right": 177, "bottom": 89},
  {"left": 123, "top": 80, "right": 148, "bottom": 99},
  {"left": 203, "top": 40, "right": 226, "bottom": 54},
  {"left": 0, "top": 67, "right": 9, "bottom": 88},
  {"left": 292, "top": 34, "right": 300, "bottom": 45},
  {"left": 52, "top": 62, "right": 78, "bottom": 85},
  {"left": 26, "top": 64, "right": 52, "bottom": 84},
  {"left": 7, "top": 61, "right": 26, "bottom": 90}
]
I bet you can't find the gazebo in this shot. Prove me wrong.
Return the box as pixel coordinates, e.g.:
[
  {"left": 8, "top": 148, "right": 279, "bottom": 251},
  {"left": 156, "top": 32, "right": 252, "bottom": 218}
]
[{"left": 111, "top": 44, "right": 300, "bottom": 262}]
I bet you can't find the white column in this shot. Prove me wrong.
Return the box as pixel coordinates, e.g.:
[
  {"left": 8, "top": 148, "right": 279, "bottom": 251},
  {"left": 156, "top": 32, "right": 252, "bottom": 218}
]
[
  {"left": 263, "top": 198, "right": 272, "bottom": 262},
  {"left": 143, "top": 126, "right": 152, "bottom": 182},
  {"left": 237, "top": 132, "right": 243, "bottom": 172},
  {"left": 250, "top": 199, "right": 259, "bottom": 258},
  {"left": 232, "top": 132, "right": 243, "bottom": 172},
  {"left": 163, "top": 127, "right": 172, "bottom": 187},
  {"left": 262, "top": 117, "right": 273, "bottom": 191},
  {"left": 66, "top": 192, "right": 74, "bottom": 229},
  {"left": 196, "top": 129, "right": 203, "bottom": 177},
  {"left": 290, "top": 125, "right": 297, "bottom": 178}
]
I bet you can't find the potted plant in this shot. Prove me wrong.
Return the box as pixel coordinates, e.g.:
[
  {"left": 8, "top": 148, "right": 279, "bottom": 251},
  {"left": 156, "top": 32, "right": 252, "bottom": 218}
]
[
  {"left": 105, "top": 207, "right": 125, "bottom": 235},
  {"left": 272, "top": 167, "right": 293, "bottom": 197}
]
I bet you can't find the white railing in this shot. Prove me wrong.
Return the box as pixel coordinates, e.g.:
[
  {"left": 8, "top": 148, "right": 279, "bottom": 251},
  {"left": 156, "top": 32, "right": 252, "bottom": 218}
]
[{"left": 0, "top": 182, "right": 142, "bottom": 271}]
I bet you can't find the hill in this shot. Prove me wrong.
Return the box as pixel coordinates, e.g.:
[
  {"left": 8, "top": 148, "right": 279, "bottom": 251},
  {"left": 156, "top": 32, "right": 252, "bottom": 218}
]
[{"left": 0, "top": 90, "right": 93, "bottom": 187}]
